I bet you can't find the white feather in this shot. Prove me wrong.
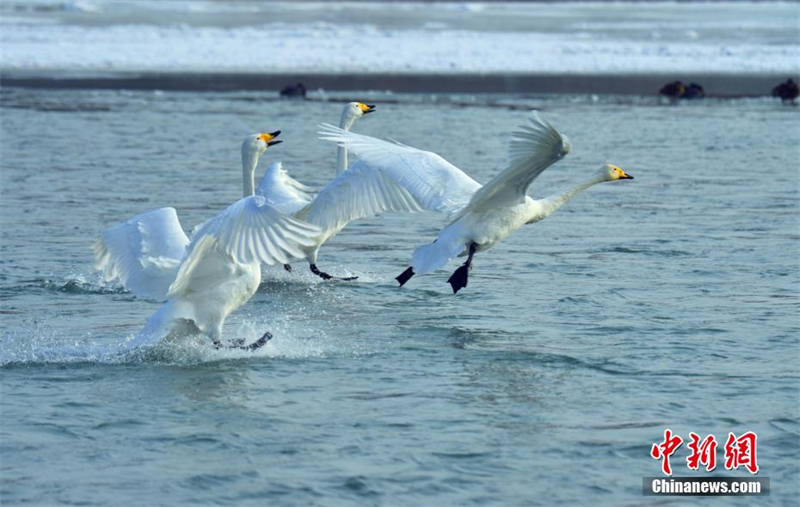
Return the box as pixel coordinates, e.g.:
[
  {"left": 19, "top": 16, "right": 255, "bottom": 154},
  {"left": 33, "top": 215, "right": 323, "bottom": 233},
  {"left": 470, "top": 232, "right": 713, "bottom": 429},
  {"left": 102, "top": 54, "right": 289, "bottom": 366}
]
[
  {"left": 296, "top": 160, "right": 423, "bottom": 233},
  {"left": 194, "top": 195, "right": 320, "bottom": 266},
  {"left": 465, "top": 111, "right": 571, "bottom": 212},
  {"left": 318, "top": 123, "right": 482, "bottom": 217},
  {"left": 93, "top": 207, "right": 189, "bottom": 301},
  {"left": 256, "top": 161, "right": 315, "bottom": 214}
]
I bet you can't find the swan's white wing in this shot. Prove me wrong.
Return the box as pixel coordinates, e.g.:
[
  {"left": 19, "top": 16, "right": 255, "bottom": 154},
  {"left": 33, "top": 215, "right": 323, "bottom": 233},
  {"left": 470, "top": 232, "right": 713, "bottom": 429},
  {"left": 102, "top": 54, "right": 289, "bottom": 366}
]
[
  {"left": 318, "top": 124, "right": 482, "bottom": 216},
  {"left": 93, "top": 207, "right": 189, "bottom": 301},
  {"left": 191, "top": 195, "right": 321, "bottom": 266},
  {"left": 256, "top": 161, "right": 316, "bottom": 215},
  {"left": 297, "top": 160, "right": 423, "bottom": 232},
  {"left": 166, "top": 234, "right": 222, "bottom": 299},
  {"left": 465, "top": 112, "right": 571, "bottom": 212}
]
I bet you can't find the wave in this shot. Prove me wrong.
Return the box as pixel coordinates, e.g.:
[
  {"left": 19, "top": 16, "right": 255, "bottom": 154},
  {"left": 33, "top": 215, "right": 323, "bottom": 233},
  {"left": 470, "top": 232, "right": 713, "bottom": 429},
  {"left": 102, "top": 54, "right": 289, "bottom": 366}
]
[{"left": 37, "top": 275, "right": 128, "bottom": 295}]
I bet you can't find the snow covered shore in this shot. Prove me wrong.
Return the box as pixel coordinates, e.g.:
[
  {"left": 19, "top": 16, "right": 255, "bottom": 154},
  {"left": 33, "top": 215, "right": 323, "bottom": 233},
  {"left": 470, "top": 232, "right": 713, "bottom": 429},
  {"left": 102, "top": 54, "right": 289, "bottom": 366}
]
[{"left": 1, "top": 1, "right": 797, "bottom": 77}]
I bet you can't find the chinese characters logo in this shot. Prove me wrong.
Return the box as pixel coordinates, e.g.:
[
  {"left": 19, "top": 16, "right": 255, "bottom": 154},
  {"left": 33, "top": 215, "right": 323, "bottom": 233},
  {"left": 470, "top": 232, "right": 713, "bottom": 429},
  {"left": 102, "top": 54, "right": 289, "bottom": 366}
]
[{"left": 651, "top": 430, "right": 758, "bottom": 475}]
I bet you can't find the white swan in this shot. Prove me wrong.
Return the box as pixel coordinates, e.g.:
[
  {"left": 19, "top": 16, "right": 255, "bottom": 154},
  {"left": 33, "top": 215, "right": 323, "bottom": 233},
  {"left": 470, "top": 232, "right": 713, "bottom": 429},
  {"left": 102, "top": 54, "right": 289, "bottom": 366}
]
[
  {"left": 319, "top": 112, "right": 634, "bottom": 294},
  {"left": 94, "top": 133, "right": 321, "bottom": 349},
  {"left": 256, "top": 102, "right": 422, "bottom": 280}
]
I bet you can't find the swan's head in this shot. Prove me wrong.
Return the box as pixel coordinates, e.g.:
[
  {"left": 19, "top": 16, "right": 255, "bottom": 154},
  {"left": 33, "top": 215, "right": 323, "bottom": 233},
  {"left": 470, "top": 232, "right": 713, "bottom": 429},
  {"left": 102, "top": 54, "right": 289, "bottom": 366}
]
[
  {"left": 344, "top": 102, "right": 376, "bottom": 121},
  {"left": 243, "top": 131, "right": 282, "bottom": 155},
  {"left": 602, "top": 164, "right": 634, "bottom": 181}
]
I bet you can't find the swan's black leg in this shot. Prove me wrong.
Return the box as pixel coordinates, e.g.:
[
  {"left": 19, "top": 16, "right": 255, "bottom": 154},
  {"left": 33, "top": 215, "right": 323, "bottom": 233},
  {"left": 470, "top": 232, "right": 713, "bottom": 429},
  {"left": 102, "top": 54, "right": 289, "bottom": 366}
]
[
  {"left": 309, "top": 264, "right": 333, "bottom": 280},
  {"left": 447, "top": 242, "right": 478, "bottom": 294},
  {"left": 283, "top": 264, "right": 293, "bottom": 272},
  {"left": 310, "top": 264, "right": 358, "bottom": 281},
  {"left": 396, "top": 267, "right": 415, "bottom": 287}
]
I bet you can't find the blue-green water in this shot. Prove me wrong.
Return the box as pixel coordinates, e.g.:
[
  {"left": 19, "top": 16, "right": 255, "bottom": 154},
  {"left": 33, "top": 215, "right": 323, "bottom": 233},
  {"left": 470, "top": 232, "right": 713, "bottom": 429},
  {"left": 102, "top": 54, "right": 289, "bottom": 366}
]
[{"left": 1, "top": 89, "right": 798, "bottom": 506}]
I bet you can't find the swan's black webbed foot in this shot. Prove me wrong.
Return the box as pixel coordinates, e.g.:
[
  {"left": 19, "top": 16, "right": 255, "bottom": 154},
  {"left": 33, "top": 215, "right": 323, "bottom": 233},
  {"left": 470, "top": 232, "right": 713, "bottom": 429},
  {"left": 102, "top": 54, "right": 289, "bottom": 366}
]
[
  {"left": 213, "top": 332, "right": 272, "bottom": 351},
  {"left": 283, "top": 264, "right": 293, "bottom": 272},
  {"left": 245, "top": 332, "right": 272, "bottom": 351},
  {"left": 396, "top": 267, "right": 415, "bottom": 287},
  {"left": 447, "top": 242, "right": 478, "bottom": 295},
  {"left": 310, "top": 264, "right": 358, "bottom": 281},
  {"left": 447, "top": 264, "right": 470, "bottom": 294}
]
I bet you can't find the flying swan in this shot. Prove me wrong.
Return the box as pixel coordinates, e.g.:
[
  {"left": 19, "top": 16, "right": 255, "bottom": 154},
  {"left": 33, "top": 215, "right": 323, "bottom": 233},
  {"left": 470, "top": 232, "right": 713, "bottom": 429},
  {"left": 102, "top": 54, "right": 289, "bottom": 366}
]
[
  {"left": 256, "top": 102, "right": 422, "bottom": 280},
  {"left": 319, "top": 112, "right": 633, "bottom": 294},
  {"left": 94, "top": 133, "right": 321, "bottom": 350}
]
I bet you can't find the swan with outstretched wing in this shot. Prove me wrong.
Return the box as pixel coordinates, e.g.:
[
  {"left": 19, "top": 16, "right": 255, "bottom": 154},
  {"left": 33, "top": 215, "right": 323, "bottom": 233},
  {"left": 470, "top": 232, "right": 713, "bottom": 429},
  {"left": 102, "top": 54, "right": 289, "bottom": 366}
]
[
  {"left": 95, "top": 133, "right": 320, "bottom": 350},
  {"left": 256, "top": 102, "right": 422, "bottom": 280},
  {"left": 319, "top": 112, "right": 634, "bottom": 294}
]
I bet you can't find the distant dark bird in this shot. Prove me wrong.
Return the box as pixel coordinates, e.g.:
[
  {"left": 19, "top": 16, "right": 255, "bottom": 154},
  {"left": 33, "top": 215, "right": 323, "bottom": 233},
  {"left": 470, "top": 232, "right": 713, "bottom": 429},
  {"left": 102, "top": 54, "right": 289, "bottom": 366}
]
[
  {"left": 683, "top": 82, "right": 705, "bottom": 99},
  {"left": 772, "top": 79, "right": 799, "bottom": 102},
  {"left": 659, "top": 81, "right": 685, "bottom": 98},
  {"left": 279, "top": 82, "right": 307, "bottom": 99}
]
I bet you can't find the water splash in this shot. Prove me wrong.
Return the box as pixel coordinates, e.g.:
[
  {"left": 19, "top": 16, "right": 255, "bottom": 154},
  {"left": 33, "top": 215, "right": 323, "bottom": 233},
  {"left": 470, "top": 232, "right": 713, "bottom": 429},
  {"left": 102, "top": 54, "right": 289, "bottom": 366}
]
[
  {"left": 34, "top": 273, "right": 127, "bottom": 295},
  {"left": 0, "top": 314, "right": 343, "bottom": 367}
]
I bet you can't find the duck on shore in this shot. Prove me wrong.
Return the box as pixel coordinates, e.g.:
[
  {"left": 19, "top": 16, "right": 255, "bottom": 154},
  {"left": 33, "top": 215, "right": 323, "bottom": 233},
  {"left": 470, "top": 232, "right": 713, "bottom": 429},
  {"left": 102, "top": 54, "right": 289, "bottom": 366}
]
[
  {"left": 659, "top": 81, "right": 685, "bottom": 98},
  {"left": 279, "top": 82, "right": 307, "bottom": 99},
  {"left": 659, "top": 81, "right": 705, "bottom": 99},
  {"left": 772, "top": 79, "right": 799, "bottom": 103}
]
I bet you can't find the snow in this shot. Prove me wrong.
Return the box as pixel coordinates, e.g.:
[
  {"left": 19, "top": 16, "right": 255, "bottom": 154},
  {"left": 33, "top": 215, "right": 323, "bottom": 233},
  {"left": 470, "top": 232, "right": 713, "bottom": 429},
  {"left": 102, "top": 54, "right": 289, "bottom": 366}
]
[{"left": 1, "top": 1, "right": 797, "bottom": 76}]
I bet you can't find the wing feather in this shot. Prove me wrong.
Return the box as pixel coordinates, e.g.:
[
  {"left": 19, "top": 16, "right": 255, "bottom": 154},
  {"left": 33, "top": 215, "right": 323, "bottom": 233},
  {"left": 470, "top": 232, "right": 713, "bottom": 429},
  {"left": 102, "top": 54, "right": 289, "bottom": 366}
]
[
  {"left": 93, "top": 207, "right": 189, "bottom": 301},
  {"left": 192, "top": 195, "right": 320, "bottom": 266},
  {"left": 465, "top": 111, "right": 571, "bottom": 212},
  {"left": 296, "top": 160, "right": 423, "bottom": 232},
  {"left": 318, "top": 124, "right": 482, "bottom": 216},
  {"left": 256, "top": 161, "right": 315, "bottom": 214}
]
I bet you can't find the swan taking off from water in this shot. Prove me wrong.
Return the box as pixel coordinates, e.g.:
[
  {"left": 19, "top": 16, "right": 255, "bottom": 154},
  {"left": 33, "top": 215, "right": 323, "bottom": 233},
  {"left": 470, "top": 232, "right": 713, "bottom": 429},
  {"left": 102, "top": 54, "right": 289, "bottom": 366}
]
[
  {"left": 319, "top": 112, "right": 633, "bottom": 294},
  {"left": 256, "top": 102, "right": 421, "bottom": 280},
  {"left": 94, "top": 133, "right": 321, "bottom": 350}
]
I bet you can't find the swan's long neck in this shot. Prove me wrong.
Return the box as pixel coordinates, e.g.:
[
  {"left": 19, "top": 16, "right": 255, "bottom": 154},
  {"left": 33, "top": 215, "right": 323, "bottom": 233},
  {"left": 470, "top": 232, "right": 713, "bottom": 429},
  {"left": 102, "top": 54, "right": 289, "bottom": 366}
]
[
  {"left": 535, "top": 173, "right": 608, "bottom": 221},
  {"left": 336, "top": 111, "right": 357, "bottom": 174},
  {"left": 242, "top": 148, "right": 260, "bottom": 197}
]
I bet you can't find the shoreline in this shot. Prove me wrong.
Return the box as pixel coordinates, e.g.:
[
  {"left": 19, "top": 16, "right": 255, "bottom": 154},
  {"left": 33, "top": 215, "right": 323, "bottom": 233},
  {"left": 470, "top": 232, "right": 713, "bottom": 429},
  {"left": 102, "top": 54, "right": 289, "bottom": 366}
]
[{"left": 1, "top": 71, "right": 796, "bottom": 97}]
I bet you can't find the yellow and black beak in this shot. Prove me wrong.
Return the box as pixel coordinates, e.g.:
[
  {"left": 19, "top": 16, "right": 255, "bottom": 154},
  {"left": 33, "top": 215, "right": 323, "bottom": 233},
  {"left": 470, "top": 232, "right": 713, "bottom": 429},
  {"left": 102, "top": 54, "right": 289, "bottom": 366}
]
[
  {"left": 259, "top": 131, "right": 282, "bottom": 147},
  {"left": 359, "top": 103, "right": 376, "bottom": 115},
  {"left": 620, "top": 171, "right": 634, "bottom": 180}
]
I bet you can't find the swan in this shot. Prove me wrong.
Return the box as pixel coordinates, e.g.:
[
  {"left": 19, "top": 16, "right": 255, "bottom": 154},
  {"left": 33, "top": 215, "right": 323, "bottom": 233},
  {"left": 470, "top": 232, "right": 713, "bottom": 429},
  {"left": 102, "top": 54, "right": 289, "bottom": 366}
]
[
  {"left": 94, "top": 133, "right": 321, "bottom": 350},
  {"left": 319, "top": 112, "right": 634, "bottom": 294},
  {"left": 256, "top": 102, "right": 422, "bottom": 280}
]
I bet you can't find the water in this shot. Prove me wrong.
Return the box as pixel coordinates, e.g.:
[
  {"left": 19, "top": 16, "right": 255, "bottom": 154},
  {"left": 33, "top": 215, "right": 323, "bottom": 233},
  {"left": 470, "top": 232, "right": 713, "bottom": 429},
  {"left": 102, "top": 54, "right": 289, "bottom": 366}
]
[{"left": 1, "top": 89, "right": 798, "bottom": 506}]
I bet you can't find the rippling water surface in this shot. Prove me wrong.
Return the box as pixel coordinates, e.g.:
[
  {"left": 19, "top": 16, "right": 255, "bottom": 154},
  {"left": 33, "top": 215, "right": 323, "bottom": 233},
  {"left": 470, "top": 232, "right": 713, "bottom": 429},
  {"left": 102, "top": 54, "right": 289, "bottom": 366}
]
[{"left": 1, "top": 89, "right": 798, "bottom": 506}]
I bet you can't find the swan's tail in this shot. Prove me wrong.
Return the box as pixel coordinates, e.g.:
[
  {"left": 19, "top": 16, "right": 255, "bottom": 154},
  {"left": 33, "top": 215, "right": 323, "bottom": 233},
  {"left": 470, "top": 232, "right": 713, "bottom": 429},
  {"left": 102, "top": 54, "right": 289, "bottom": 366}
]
[
  {"left": 120, "top": 301, "right": 181, "bottom": 352},
  {"left": 409, "top": 232, "right": 467, "bottom": 276}
]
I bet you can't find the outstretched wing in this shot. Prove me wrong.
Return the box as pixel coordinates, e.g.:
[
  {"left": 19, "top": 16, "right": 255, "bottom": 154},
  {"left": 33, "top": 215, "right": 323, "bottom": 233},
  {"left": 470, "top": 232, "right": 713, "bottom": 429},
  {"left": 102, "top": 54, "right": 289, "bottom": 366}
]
[
  {"left": 465, "top": 112, "right": 571, "bottom": 212},
  {"left": 93, "top": 207, "right": 189, "bottom": 301},
  {"left": 256, "top": 161, "right": 316, "bottom": 215},
  {"left": 296, "top": 159, "right": 423, "bottom": 232},
  {"left": 191, "top": 195, "right": 321, "bottom": 266},
  {"left": 318, "top": 124, "right": 482, "bottom": 216}
]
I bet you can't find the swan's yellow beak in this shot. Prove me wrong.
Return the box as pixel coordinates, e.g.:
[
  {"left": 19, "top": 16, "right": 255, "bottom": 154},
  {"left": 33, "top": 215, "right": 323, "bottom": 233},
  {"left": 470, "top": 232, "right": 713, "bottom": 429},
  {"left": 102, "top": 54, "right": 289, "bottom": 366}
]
[
  {"left": 259, "top": 131, "right": 282, "bottom": 147},
  {"left": 610, "top": 164, "right": 634, "bottom": 180},
  {"left": 358, "top": 103, "right": 376, "bottom": 114}
]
